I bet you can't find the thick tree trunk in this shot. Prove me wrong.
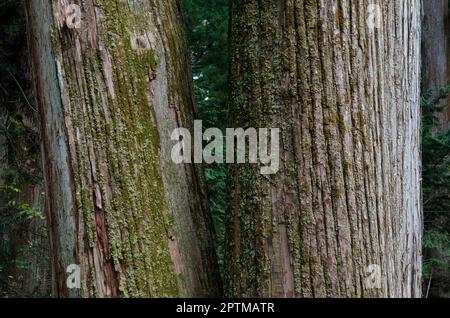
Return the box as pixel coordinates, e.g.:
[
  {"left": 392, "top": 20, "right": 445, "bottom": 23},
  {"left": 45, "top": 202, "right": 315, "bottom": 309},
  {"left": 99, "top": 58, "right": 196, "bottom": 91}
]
[
  {"left": 421, "top": 0, "right": 450, "bottom": 129},
  {"left": 26, "top": 0, "right": 220, "bottom": 297},
  {"left": 226, "top": 0, "right": 422, "bottom": 298}
]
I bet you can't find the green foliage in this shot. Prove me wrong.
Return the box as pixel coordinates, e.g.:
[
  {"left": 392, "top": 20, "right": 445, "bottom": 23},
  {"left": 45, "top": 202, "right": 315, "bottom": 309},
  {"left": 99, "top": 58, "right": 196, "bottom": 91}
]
[
  {"left": 422, "top": 88, "right": 450, "bottom": 214},
  {"left": 423, "top": 231, "right": 450, "bottom": 275},
  {"left": 19, "top": 203, "right": 44, "bottom": 220},
  {"left": 183, "top": 0, "right": 229, "bottom": 128},
  {"left": 0, "top": 0, "right": 49, "bottom": 297},
  {"left": 204, "top": 164, "right": 227, "bottom": 270},
  {"left": 422, "top": 87, "right": 450, "bottom": 297},
  {"left": 182, "top": 0, "right": 229, "bottom": 274}
]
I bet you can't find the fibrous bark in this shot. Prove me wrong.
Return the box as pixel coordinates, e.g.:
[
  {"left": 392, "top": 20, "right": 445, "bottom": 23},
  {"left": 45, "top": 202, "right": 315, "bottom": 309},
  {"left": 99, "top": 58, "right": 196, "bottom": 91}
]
[
  {"left": 226, "top": 0, "right": 422, "bottom": 298},
  {"left": 26, "top": 0, "right": 220, "bottom": 297}
]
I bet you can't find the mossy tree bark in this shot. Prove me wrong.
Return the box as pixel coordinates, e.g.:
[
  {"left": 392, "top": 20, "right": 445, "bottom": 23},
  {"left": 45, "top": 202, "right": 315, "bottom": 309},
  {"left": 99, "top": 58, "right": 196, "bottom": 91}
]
[
  {"left": 26, "top": 0, "right": 220, "bottom": 297},
  {"left": 226, "top": 0, "right": 422, "bottom": 298}
]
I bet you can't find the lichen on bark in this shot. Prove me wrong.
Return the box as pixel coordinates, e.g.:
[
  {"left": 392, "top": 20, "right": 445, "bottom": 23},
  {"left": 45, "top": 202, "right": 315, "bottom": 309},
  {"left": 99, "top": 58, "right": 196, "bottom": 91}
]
[{"left": 26, "top": 0, "right": 220, "bottom": 297}]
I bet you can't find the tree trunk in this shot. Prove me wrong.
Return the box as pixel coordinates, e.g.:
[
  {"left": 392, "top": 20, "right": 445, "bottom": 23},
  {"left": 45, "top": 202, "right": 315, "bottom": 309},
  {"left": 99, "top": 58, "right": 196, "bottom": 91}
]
[
  {"left": 0, "top": 0, "right": 50, "bottom": 297},
  {"left": 421, "top": 0, "right": 450, "bottom": 129},
  {"left": 9, "top": 184, "right": 51, "bottom": 297},
  {"left": 26, "top": 0, "right": 220, "bottom": 297},
  {"left": 226, "top": 0, "right": 422, "bottom": 298},
  {"left": 422, "top": 0, "right": 449, "bottom": 93}
]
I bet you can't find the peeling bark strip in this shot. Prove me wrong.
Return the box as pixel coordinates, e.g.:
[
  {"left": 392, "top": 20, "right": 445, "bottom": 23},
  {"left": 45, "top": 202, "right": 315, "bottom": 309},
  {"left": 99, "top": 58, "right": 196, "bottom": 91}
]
[
  {"left": 226, "top": 0, "right": 422, "bottom": 298},
  {"left": 26, "top": 0, "right": 220, "bottom": 297}
]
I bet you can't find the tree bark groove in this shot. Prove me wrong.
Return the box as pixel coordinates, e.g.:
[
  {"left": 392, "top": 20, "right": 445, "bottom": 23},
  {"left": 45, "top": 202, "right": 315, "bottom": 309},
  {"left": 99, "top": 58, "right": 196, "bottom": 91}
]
[
  {"left": 226, "top": 0, "right": 422, "bottom": 298},
  {"left": 26, "top": 0, "right": 220, "bottom": 298}
]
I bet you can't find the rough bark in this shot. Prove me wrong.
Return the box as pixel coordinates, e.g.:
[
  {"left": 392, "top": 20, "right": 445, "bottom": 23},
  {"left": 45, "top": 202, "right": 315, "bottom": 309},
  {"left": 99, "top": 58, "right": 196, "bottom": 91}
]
[
  {"left": 26, "top": 0, "right": 220, "bottom": 297},
  {"left": 226, "top": 0, "right": 422, "bottom": 298},
  {"left": 421, "top": 0, "right": 450, "bottom": 128}
]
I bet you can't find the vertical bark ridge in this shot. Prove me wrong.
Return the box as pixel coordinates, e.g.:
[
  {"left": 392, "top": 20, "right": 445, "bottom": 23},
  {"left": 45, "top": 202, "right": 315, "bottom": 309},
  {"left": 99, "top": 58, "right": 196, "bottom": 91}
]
[
  {"left": 26, "top": 0, "right": 220, "bottom": 297},
  {"left": 226, "top": 0, "right": 422, "bottom": 298}
]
